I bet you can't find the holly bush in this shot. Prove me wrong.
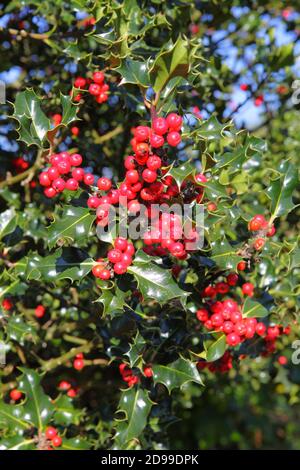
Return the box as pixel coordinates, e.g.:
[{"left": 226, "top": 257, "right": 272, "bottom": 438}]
[{"left": 0, "top": 0, "right": 299, "bottom": 451}]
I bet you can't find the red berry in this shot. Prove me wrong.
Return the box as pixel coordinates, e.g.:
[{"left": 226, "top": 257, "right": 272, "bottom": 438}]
[
  {"left": 73, "top": 358, "right": 84, "bottom": 370},
  {"left": 267, "top": 225, "right": 276, "bottom": 237},
  {"left": 226, "top": 332, "right": 241, "bottom": 346},
  {"left": 230, "top": 311, "right": 242, "bottom": 323},
  {"left": 74, "top": 77, "right": 86, "bottom": 88},
  {"left": 126, "top": 170, "right": 139, "bottom": 184},
  {"left": 108, "top": 249, "right": 122, "bottom": 264},
  {"left": 124, "top": 155, "right": 136, "bottom": 170},
  {"left": 47, "top": 167, "right": 60, "bottom": 181},
  {"left": 167, "top": 131, "right": 181, "bottom": 147},
  {"left": 152, "top": 117, "right": 168, "bottom": 136},
  {"left": 52, "top": 178, "right": 66, "bottom": 193},
  {"left": 240, "top": 84, "right": 248, "bottom": 91},
  {"left": 146, "top": 155, "right": 161, "bottom": 171},
  {"left": 278, "top": 355, "right": 288, "bottom": 365},
  {"left": 166, "top": 113, "right": 183, "bottom": 131},
  {"left": 87, "top": 196, "right": 101, "bottom": 209},
  {"left": 39, "top": 172, "right": 51, "bottom": 187},
  {"left": 142, "top": 169, "right": 157, "bottom": 183},
  {"left": 114, "top": 262, "right": 128, "bottom": 275},
  {"left": 211, "top": 313, "right": 224, "bottom": 328},
  {"left": 195, "top": 173, "right": 208, "bottom": 183},
  {"left": 35, "top": 305, "right": 45, "bottom": 318},
  {"left": 10, "top": 389, "right": 22, "bottom": 401},
  {"left": 207, "top": 202, "right": 217, "bottom": 212},
  {"left": 97, "top": 177, "right": 112, "bottom": 191},
  {"left": 83, "top": 173, "right": 94, "bottom": 185},
  {"left": 227, "top": 273, "right": 239, "bottom": 286},
  {"left": 52, "top": 436, "right": 62, "bottom": 447},
  {"left": 45, "top": 427, "right": 57, "bottom": 440},
  {"left": 99, "top": 269, "right": 111, "bottom": 280},
  {"left": 256, "top": 322, "right": 266, "bottom": 336},
  {"left": 254, "top": 95, "right": 264, "bottom": 107},
  {"left": 72, "top": 168, "right": 85, "bottom": 181},
  {"left": 216, "top": 282, "right": 229, "bottom": 295},
  {"left": 58, "top": 381, "right": 71, "bottom": 391},
  {"left": 69, "top": 153, "right": 83, "bottom": 167},
  {"left": 143, "top": 366, "right": 153, "bottom": 378},
  {"left": 2, "top": 298, "right": 13, "bottom": 310},
  {"left": 44, "top": 187, "right": 57, "bottom": 198},
  {"left": 234, "top": 321, "right": 247, "bottom": 336},
  {"left": 89, "top": 83, "right": 101, "bottom": 96},
  {"left": 223, "top": 321, "right": 234, "bottom": 334},
  {"left": 134, "top": 126, "right": 150, "bottom": 142},
  {"left": 237, "top": 261, "right": 247, "bottom": 271},
  {"left": 128, "top": 200, "right": 141, "bottom": 214},
  {"left": 93, "top": 71, "right": 105, "bottom": 84},
  {"left": 253, "top": 237, "right": 265, "bottom": 251},
  {"left": 57, "top": 160, "right": 71, "bottom": 175},
  {"left": 196, "top": 308, "right": 209, "bottom": 322},
  {"left": 67, "top": 388, "right": 77, "bottom": 398},
  {"left": 150, "top": 133, "right": 164, "bottom": 148},
  {"left": 114, "top": 237, "right": 128, "bottom": 251},
  {"left": 242, "top": 282, "right": 254, "bottom": 296},
  {"left": 71, "top": 126, "right": 79, "bottom": 136},
  {"left": 96, "top": 93, "right": 108, "bottom": 103},
  {"left": 65, "top": 178, "right": 79, "bottom": 191}
]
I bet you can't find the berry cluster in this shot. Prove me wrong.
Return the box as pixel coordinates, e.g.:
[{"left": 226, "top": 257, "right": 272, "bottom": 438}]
[
  {"left": 12, "top": 156, "right": 29, "bottom": 173},
  {"left": 73, "top": 71, "right": 109, "bottom": 104},
  {"left": 45, "top": 427, "right": 62, "bottom": 449},
  {"left": 39, "top": 151, "right": 89, "bottom": 198},
  {"left": 119, "top": 363, "right": 153, "bottom": 388},
  {"left": 92, "top": 237, "right": 135, "bottom": 279},
  {"left": 58, "top": 380, "right": 78, "bottom": 398},
  {"left": 73, "top": 353, "right": 85, "bottom": 371},
  {"left": 248, "top": 214, "right": 276, "bottom": 251}
]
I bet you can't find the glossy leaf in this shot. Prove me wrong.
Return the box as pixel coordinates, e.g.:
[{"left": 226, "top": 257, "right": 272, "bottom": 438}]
[
  {"left": 242, "top": 297, "right": 269, "bottom": 318},
  {"left": 267, "top": 161, "right": 298, "bottom": 221},
  {"left": 152, "top": 357, "right": 203, "bottom": 393}
]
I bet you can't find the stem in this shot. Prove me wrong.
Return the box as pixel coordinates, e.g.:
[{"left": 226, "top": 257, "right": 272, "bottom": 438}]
[
  {"left": 0, "top": 148, "right": 45, "bottom": 189},
  {"left": 93, "top": 125, "right": 123, "bottom": 144}
]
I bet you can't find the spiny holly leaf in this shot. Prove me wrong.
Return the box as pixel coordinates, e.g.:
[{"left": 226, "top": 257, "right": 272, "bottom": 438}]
[
  {"left": 0, "top": 208, "right": 17, "bottom": 240},
  {"left": 202, "top": 180, "right": 229, "bottom": 200},
  {"left": 211, "top": 238, "right": 242, "bottom": 270},
  {"left": 26, "top": 248, "right": 94, "bottom": 283},
  {"left": 0, "top": 402, "right": 31, "bottom": 433},
  {"left": 97, "top": 286, "right": 129, "bottom": 316},
  {"left": 168, "top": 161, "right": 194, "bottom": 188},
  {"left": 267, "top": 161, "right": 298, "bottom": 221},
  {"left": 6, "top": 316, "right": 37, "bottom": 344},
  {"left": 205, "top": 334, "right": 227, "bottom": 362},
  {"left": 128, "top": 250, "right": 189, "bottom": 306},
  {"left": 13, "top": 89, "right": 51, "bottom": 148},
  {"left": 242, "top": 298, "right": 268, "bottom": 318},
  {"left": 60, "top": 437, "right": 91, "bottom": 450},
  {"left": 125, "top": 331, "right": 146, "bottom": 368},
  {"left": 47, "top": 206, "right": 96, "bottom": 249},
  {"left": 116, "top": 59, "right": 150, "bottom": 88},
  {"left": 18, "top": 368, "right": 54, "bottom": 430},
  {"left": 0, "top": 436, "right": 36, "bottom": 450},
  {"left": 152, "top": 357, "right": 203, "bottom": 393},
  {"left": 192, "top": 116, "right": 230, "bottom": 141},
  {"left": 114, "top": 387, "right": 153, "bottom": 449},
  {"left": 53, "top": 395, "right": 84, "bottom": 426},
  {"left": 149, "top": 36, "right": 190, "bottom": 93}
]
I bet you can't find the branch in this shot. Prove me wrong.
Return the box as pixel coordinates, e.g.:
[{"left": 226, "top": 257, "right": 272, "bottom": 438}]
[{"left": 0, "top": 148, "right": 46, "bottom": 189}]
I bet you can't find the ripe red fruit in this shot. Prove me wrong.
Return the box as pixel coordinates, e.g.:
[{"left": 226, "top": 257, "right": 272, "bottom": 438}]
[
  {"left": 126, "top": 170, "right": 139, "bottom": 184},
  {"left": 52, "top": 113, "right": 62, "bottom": 126},
  {"left": 44, "top": 187, "right": 57, "bottom": 198},
  {"left": 45, "top": 427, "right": 57, "bottom": 440},
  {"left": 39, "top": 171, "right": 51, "bottom": 187},
  {"left": 167, "top": 131, "right": 181, "bottom": 147},
  {"left": 52, "top": 436, "right": 62, "bottom": 447},
  {"left": 211, "top": 313, "right": 224, "bottom": 328},
  {"left": 72, "top": 168, "right": 85, "bottom": 181},
  {"left": 10, "top": 389, "right": 22, "bottom": 401},
  {"left": 128, "top": 200, "right": 140, "bottom": 214},
  {"left": 124, "top": 155, "right": 136, "bottom": 170},
  {"left": 150, "top": 133, "right": 165, "bottom": 148},
  {"left": 267, "top": 225, "right": 276, "bottom": 237},
  {"left": 57, "top": 160, "right": 71, "bottom": 175},
  {"left": 234, "top": 321, "right": 247, "bottom": 336},
  {"left": 278, "top": 355, "right": 288, "bottom": 365},
  {"left": 166, "top": 113, "right": 183, "bottom": 131},
  {"left": 227, "top": 273, "right": 239, "bottom": 286},
  {"left": 254, "top": 95, "right": 264, "bottom": 107},
  {"left": 87, "top": 196, "right": 101, "bottom": 209},
  {"left": 89, "top": 83, "right": 101, "bottom": 95},
  {"left": 240, "top": 84, "right": 248, "bottom": 91},
  {"left": 256, "top": 322, "right": 266, "bottom": 336},
  {"left": 69, "top": 153, "right": 83, "bottom": 166},
  {"left": 74, "top": 77, "right": 87, "bottom": 88},
  {"left": 223, "top": 321, "right": 234, "bottom": 334},
  {"left": 71, "top": 126, "right": 79, "bottom": 136},
  {"left": 207, "top": 202, "right": 217, "bottom": 212},
  {"left": 58, "top": 381, "right": 71, "bottom": 391},
  {"left": 99, "top": 269, "right": 111, "bottom": 280},
  {"left": 93, "top": 71, "right": 105, "bottom": 84},
  {"left": 35, "top": 305, "right": 45, "bottom": 318},
  {"left": 253, "top": 237, "right": 265, "bottom": 251},
  {"left": 83, "top": 173, "right": 94, "bottom": 185},
  {"left": 134, "top": 126, "right": 150, "bottom": 142},
  {"left": 147, "top": 155, "right": 162, "bottom": 171},
  {"left": 65, "top": 178, "right": 79, "bottom": 191},
  {"left": 237, "top": 261, "right": 247, "bottom": 271},
  {"left": 143, "top": 366, "right": 153, "bottom": 378},
  {"left": 226, "top": 332, "right": 241, "bottom": 346},
  {"left": 195, "top": 173, "right": 208, "bottom": 184},
  {"left": 230, "top": 311, "right": 242, "bottom": 324},
  {"left": 67, "top": 388, "right": 77, "bottom": 398},
  {"left": 97, "top": 177, "right": 111, "bottom": 191},
  {"left": 216, "top": 282, "right": 229, "bottom": 294},
  {"left": 52, "top": 178, "right": 66, "bottom": 193},
  {"left": 196, "top": 308, "right": 209, "bottom": 322},
  {"left": 121, "top": 253, "right": 133, "bottom": 266},
  {"left": 242, "top": 282, "right": 254, "bottom": 296},
  {"left": 135, "top": 143, "right": 149, "bottom": 163},
  {"left": 2, "top": 298, "right": 13, "bottom": 310},
  {"left": 47, "top": 167, "right": 60, "bottom": 181},
  {"left": 142, "top": 169, "right": 157, "bottom": 183},
  {"left": 114, "top": 262, "right": 128, "bottom": 275},
  {"left": 73, "top": 358, "right": 84, "bottom": 370},
  {"left": 108, "top": 249, "right": 122, "bottom": 264},
  {"left": 96, "top": 93, "right": 108, "bottom": 103},
  {"left": 114, "top": 237, "right": 128, "bottom": 251},
  {"left": 152, "top": 117, "right": 168, "bottom": 136}
]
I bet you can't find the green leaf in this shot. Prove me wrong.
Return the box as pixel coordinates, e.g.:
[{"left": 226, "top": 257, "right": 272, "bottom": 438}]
[
  {"left": 0, "top": 208, "right": 17, "bottom": 240},
  {"left": 0, "top": 403, "right": 31, "bottom": 433},
  {"left": 18, "top": 368, "right": 54, "bottom": 430},
  {"left": 211, "top": 238, "right": 242, "bottom": 270},
  {"left": 125, "top": 331, "right": 146, "bottom": 368},
  {"left": 61, "top": 437, "right": 91, "bottom": 450},
  {"left": 97, "top": 286, "right": 128, "bottom": 316},
  {"left": 47, "top": 206, "right": 96, "bottom": 249},
  {"left": 205, "top": 334, "right": 227, "bottom": 362},
  {"left": 53, "top": 396, "right": 84, "bottom": 426},
  {"left": 116, "top": 59, "right": 150, "bottom": 88},
  {"left": 168, "top": 161, "right": 194, "bottom": 188},
  {"left": 26, "top": 248, "right": 94, "bottom": 283},
  {"left": 0, "top": 436, "right": 36, "bottom": 450},
  {"left": 6, "top": 316, "right": 36, "bottom": 344},
  {"left": 267, "top": 161, "right": 298, "bottom": 221},
  {"left": 149, "top": 37, "right": 190, "bottom": 93},
  {"left": 242, "top": 298, "right": 268, "bottom": 318},
  {"left": 152, "top": 357, "right": 203, "bottom": 393},
  {"left": 114, "top": 387, "right": 152, "bottom": 448},
  {"left": 128, "top": 250, "right": 189, "bottom": 306}
]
